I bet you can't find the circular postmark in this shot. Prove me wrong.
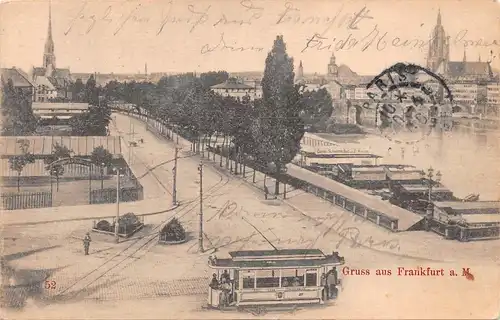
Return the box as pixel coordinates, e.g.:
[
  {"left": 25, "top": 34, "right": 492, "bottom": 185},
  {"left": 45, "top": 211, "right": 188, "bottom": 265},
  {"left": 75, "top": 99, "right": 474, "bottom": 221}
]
[{"left": 361, "top": 63, "right": 454, "bottom": 145}]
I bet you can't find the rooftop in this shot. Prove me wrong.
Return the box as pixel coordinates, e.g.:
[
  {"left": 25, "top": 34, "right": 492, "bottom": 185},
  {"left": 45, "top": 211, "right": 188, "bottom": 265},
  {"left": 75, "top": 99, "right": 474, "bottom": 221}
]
[
  {"left": 211, "top": 79, "right": 254, "bottom": 90},
  {"left": 434, "top": 201, "right": 500, "bottom": 210},
  {"left": 32, "top": 102, "right": 89, "bottom": 110},
  {"left": 1, "top": 67, "right": 36, "bottom": 88}
]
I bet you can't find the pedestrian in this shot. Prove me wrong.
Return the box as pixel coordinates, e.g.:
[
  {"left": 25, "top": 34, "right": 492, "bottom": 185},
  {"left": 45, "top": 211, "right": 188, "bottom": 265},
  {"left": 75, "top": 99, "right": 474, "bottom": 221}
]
[
  {"left": 83, "top": 232, "right": 92, "bottom": 255},
  {"left": 327, "top": 269, "right": 337, "bottom": 299},
  {"left": 264, "top": 185, "right": 269, "bottom": 200},
  {"left": 210, "top": 273, "right": 219, "bottom": 289},
  {"left": 321, "top": 274, "right": 328, "bottom": 301}
]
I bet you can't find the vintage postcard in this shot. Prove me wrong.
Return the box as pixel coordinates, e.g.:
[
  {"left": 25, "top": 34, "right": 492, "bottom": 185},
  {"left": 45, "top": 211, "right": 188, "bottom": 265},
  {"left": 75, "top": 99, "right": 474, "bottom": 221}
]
[{"left": 1, "top": 0, "right": 500, "bottom": 319}]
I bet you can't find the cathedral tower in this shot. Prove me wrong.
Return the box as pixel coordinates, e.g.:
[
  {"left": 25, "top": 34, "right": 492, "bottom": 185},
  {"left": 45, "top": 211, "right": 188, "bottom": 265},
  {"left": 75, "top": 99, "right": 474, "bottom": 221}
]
[{"left": 427, "top": 9, "right": 449, "bottom": 73}]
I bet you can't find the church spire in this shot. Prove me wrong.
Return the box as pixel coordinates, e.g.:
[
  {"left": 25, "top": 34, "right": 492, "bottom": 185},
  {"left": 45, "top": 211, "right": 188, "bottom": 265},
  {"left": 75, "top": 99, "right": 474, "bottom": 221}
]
[
  {"left": 463, "top": 46, "right": 466, "bottom": 62},
  {"left": 437, "top": 8, "right": 441, "bottom": 25},
  {"left": 478, "top": 54, "right": 481, "bottom": 62},
  {"left": 43, "top": 0, "right": 56, "bottom": 70}
]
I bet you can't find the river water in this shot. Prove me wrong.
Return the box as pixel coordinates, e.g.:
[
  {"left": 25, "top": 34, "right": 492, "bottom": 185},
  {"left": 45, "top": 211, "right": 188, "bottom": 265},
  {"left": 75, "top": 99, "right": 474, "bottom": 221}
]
[{"left": 316, "top": 125, "right": 500, "bottom": 200}]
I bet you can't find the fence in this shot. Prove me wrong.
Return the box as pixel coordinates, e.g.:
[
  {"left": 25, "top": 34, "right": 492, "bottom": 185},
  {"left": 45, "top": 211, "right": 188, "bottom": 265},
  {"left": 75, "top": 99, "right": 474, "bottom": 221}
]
[
  {"left": 90, "top": 183, "right": 144, "bottom": 204},
  {"left": 1, "top": 191, "right": 52, "bottom": 210}
]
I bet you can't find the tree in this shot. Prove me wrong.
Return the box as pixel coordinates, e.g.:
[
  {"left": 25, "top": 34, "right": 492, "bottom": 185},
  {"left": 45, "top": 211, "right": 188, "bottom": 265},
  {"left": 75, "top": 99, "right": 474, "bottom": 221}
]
[
  {"left": 90, "top": 146, "right": 113, "bottom": 189},
  {"left": 1, "top": 79, "right": 37, "bottom": 136},
  {"left": 254, "top": 35, "right": 306, "bottom": 196},
  {"left": 85, "top": 75, "right": 99, "bottom": 105},
  {"left": 200, "top": 71, "right": 229, "bottom": 88},
  {"left": 71, "top": 78, "right": 85, "bottom": 102},
  {"left": 9, "top": 152, "right": 35, "bottom": 192},
  {"left": 299, "top": 88, "right": 334, "bottom": 132},
  {"left": 43, "top": 143, "right": 72, "bottom": 191}
]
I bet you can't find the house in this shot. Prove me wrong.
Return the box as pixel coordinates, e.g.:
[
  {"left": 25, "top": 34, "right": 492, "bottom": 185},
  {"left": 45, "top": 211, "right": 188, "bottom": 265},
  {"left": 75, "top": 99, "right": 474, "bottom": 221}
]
[
  {"left": 1, "top": 67, "right": 35, "bottom": 96},
  {"left": 211, "top": 78, "right": 261, "bottom": 101}
]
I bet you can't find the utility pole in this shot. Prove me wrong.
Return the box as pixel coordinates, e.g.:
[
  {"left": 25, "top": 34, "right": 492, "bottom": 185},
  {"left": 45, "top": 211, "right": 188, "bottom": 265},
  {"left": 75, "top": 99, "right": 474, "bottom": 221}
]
[
  {"left": 197, "top": 160, "right": 204, "bottom": 252},
  {"left": 114, "top": 169, "right": 120, "bottom": 243},
  {"left": 172, "top": 147, "right": 179, "bottom": 206}
]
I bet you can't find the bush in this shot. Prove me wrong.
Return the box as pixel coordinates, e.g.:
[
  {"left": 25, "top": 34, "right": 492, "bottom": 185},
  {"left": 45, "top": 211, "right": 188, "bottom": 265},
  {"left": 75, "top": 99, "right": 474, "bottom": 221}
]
[
  {"left": 160, "top": 218, "right": 186, "bottom": 242},
  {"left": 95, "top": 220, "right": 112, "bottom": 232},
  {"left": 118, "top": 212, "right": 140, "bottom": 227}
]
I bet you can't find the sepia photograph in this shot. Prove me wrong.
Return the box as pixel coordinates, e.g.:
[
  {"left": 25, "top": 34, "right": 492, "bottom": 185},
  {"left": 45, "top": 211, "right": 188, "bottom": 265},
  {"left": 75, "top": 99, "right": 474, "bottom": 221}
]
[{"left": 1, "top": 0, "right": 500, "bottom": 318}]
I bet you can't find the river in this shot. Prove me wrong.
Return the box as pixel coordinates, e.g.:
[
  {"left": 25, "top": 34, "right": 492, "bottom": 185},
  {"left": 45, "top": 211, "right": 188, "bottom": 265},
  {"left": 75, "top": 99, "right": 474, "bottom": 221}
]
[{"left": 316, "top": 125, "right": 500, "bottom": 200}]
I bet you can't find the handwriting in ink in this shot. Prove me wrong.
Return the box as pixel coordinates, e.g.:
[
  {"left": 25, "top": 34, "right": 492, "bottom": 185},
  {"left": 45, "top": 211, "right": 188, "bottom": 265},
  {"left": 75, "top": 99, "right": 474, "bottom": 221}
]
[
  {"left": 213, "top": 0, "right": 264, "bottom": 27},
  {"left": 200, "top": 33, "right": 264, "bottom": 54}
]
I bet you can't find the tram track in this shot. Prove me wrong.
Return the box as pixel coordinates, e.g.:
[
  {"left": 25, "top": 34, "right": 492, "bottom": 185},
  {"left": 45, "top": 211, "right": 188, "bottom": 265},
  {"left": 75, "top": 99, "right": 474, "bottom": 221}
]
[{"left": 52, "top": 115, "right": 231, "bottom": 302}]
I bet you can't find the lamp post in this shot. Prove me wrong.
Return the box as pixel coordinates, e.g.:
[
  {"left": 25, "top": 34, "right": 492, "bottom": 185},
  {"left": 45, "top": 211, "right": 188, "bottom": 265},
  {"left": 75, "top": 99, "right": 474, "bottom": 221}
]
[
  {"left": 172, "top": 147, "right": 179, "bottom": 206},
  {"left": 197, "top": 160, "right": 204, "bottom": 253},
  {"left": 113, "top": 167, "right": 124, "bottom": 243},
  {"left": 101, "top": 162, "right": 105, "bottom": 190}
]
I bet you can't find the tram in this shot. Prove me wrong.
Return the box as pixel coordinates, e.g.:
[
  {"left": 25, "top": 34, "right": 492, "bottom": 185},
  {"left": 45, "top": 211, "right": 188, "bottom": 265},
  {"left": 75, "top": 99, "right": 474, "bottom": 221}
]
[{"left": 207, "top": 249, "right": 345, "bottom": 309}]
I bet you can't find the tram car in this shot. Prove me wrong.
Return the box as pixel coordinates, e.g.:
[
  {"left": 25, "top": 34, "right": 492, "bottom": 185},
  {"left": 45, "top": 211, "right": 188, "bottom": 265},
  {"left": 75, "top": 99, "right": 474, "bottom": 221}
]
[{"left": 207, "top": 249, "right": 344, "bottom": 309}]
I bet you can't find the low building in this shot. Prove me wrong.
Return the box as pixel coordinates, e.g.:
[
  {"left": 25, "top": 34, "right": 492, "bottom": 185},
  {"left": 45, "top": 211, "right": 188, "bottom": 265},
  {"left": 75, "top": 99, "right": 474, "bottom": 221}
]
[
  {"left": 211, "top": 78, "right": 261, "bottom": 101},
  {"left": 433, "top": 201, "right": 500, "bottom": 226},
  {"left": 32, "top": 102, "right": 89, "bottom": 120}
]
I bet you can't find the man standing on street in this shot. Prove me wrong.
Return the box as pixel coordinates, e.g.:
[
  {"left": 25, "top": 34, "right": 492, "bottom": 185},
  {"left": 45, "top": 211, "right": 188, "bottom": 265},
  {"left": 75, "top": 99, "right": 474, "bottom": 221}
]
[{"left": 83, "top": 233, "right": 92, "bottom": 255}]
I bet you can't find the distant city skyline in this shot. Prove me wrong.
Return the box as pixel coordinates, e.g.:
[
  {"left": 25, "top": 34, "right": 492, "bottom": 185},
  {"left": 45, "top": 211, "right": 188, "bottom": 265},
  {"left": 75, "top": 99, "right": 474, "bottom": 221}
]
[{"left": 1, "top": 0, "right": 498, "bottom": 75}]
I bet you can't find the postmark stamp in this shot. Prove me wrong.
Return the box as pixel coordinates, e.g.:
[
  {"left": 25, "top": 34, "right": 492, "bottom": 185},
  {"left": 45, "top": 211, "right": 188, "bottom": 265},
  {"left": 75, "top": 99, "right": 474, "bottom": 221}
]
[{"left": 362, "top": 63, "right": 454, "bottom": 145}]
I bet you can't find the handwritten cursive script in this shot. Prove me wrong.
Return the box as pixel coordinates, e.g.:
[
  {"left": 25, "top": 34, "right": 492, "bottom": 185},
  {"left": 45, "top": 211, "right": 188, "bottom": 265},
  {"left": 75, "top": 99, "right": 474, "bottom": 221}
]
[
  {"left": 454, "top": 29, "right": 500, "bottom": 48},
  {"left": 200, "top": 33, "right": 264, "bottom": 54},
  {"left": 301, "top": 25, "right": 433, "bottom": 53},
  {"left": 196, "top": 200, "right": 401, "bottom": 253},
  {"left": 276, "top": 2, "right": 374, "bottom": 35}
]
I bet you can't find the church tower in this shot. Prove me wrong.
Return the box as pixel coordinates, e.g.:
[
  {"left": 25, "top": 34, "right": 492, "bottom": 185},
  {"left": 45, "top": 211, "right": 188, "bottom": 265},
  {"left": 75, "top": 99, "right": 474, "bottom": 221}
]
[
  {"left": 327, "top": 52, "right": 338, "bottom": 79},
  {"left": 295, "top": 60, "right": 304, "bottom": 83},
  {"left": 43, "top": 0, "right": 56, "bottom": 76},
  {"left": 427, "top": 9, "right": 449, "bottom": 74}
]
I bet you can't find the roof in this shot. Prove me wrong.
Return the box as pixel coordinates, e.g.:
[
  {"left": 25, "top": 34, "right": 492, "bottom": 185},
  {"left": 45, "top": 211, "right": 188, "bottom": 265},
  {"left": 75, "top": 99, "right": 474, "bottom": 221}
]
[
  {"left": 209, "top": 250, "right": 344, "bottom": 269},
  {"left": 400, "top": 185, "right": 452, "bottom": 193},
  {"left": 434, "top": 201, "right": 500, "bottom": 210},
  {"left": 287, "top": 164, "right": 422, "bottom": 230},
  {"left": 211, "top": 79, "right": 253, "bottom": 90},
  {"left": 447, "top": 61, "right": 493, "bottom": 78},
  {"left": 32, "top": 102, "right": 89, "bottom": 110},
  {"left": 210, "top": 257, "right": 343, "bottom": 269},
  {"left": 1, "top": 68, "right": 35, "bottom": 87},
  {"left": 34, "top": 76, "right": 56, "bottom": 90},
  {"left": 32, "top": 67, "right": 46, "bottom": 77},
  {"left": 230, "top": 249, "right": 324, "bottom": 258},
  {"left": 461, "top": 214, "right": 500, "bottom": 225},
  {"left": 0, "top": 136, "right": 121, "bottom": 157}
]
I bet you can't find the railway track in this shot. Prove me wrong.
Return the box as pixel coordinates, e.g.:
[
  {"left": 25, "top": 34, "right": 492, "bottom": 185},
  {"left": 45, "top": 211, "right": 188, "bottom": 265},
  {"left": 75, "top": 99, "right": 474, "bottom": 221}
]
[{"left": 52, "top": 115, "right": 231, "bottom": 302}]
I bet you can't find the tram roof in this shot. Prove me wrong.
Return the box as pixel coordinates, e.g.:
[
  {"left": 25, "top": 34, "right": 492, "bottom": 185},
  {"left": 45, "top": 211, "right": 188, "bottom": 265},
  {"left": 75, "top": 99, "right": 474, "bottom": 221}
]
[
  {"left": 210, "top": 255, "right": 344, "bottom": 270},
  {"left": 229, "top": 249, "right": 324, "bottom": 258},
  {"left": 209, "top": 249, "right": 345, "bottom": 269}
]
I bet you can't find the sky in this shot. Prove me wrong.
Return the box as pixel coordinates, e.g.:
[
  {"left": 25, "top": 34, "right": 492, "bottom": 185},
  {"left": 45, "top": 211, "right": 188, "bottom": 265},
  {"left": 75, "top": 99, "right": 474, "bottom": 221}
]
[{"left": 0, "top": 0, "right": 499, "bottom": 75}]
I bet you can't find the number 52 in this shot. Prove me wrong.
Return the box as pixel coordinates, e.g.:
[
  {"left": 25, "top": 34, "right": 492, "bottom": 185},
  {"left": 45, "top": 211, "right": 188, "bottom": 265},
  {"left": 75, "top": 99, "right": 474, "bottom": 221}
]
[{"left": 44, "top": 280, "right": 56, "bottom": 289}]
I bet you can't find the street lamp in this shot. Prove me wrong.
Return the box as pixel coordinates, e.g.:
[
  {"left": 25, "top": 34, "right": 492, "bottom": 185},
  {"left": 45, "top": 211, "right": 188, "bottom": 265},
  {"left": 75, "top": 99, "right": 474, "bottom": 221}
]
[{"left": 101, "top": 162, "right": 105, "bottom": 189}]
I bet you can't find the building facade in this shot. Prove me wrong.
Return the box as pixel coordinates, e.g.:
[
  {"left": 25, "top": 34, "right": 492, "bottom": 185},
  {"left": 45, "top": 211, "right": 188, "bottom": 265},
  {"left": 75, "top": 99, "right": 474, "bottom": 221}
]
[{"left": 211, "top": 78, "right": 262, "bottom": 101}]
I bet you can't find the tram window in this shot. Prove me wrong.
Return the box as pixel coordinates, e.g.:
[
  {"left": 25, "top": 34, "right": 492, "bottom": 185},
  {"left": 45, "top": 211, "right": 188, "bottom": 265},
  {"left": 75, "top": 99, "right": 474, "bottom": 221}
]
[
  {"left": 305, "top": 273, "right": 318, "bottom": 287},
  {"left": 243, "top": 275, "right": 255, "bottom": 289},
  {"left": 281, "top": 269, "right": 304, "bottom": 287},
  {"left": 255, "top": 270, "right": 279, "bottom": 288}
]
